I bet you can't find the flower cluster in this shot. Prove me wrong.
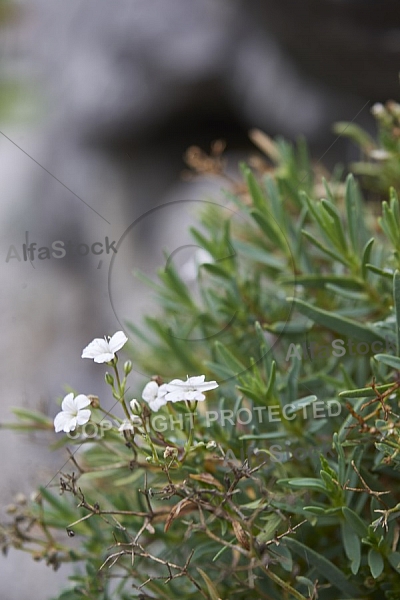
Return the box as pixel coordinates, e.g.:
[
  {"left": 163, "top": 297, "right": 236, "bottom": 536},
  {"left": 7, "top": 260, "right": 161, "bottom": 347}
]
[
  {"left": 54, "top": 331, "right": 218, "bottom": 433},
  {"left": 142, "top": 375, "right": 218, "bottom": 412}
]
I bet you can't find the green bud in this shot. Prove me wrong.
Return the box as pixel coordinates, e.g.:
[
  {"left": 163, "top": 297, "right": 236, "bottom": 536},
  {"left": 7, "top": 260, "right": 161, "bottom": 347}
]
[
  {"left": 105, "top": 372, "right": 114, "bottom": 386},
  {"left": 123, "top": 360, "right": 133, "bottom": 375}
]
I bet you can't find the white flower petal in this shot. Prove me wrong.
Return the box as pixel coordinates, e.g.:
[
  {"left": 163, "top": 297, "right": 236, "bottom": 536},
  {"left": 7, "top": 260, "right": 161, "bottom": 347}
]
[
  {"left": 74, "top": 394, "right": 91, "bottom": 410},
  {"left": 108, "top": 331, "right": 128, "bottom": 353},
  {"left": 158, "top": 384, "right": 168, "bottom": 398},
  {"left": 93, "top": 352, "right": 115, "bottom": 363},
  {"left": 54, "top": 411, "right": 72, "bottom": 433},
  {"left": 165, "top": 390, "right": 186, "bottom": 403},
  {"left": 186, "top": 375, "right": 206, "bottom": 386},
  {"left": 194, "top": 381, "right": 219, "bottom": 392},
  {"left": 142, "top": 381, "right": 159, "bottom": 403},
  {"left": 64, "top": 416, "right": 78, "bottom": 432},
  {"left": 61, "top": 393, "right": 75, "bottom": 413},
  {"left": 166, "top": 378, "right": 185, "bottom": 390},
  {"left": 149, "top": 396, "right": 168, "bottom": 411},
  {"left": 81, "top": 338, "right": 110, "bottom": 359},
  {"left": 76, "top": 409, "right": 91, "bottom": 425}
]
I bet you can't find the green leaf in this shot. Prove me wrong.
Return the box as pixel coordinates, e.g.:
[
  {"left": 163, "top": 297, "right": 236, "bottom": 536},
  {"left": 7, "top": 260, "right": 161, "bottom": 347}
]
[
  {"left": 394, "top": 270, "right": 400, "bottom": 355},
  {"left": 277, "top": 478, "right": 327, "bottom": 493},
  {"left": 270, "top": 543, "right": 293, "bottom": 572},
  {"left": 287, "top": 297, "right": 386, "bottom": 343},
  {"left": 342, "top": 524, "right": 361, "bottom": 575},
  {"left": 374, "top": 353, "right": 400, "bottom": 370},
  {"left": 365, "top": 264, "right": 394, "bottom": 279},
  {"left": 332, "top": 121, "right": 375, "bottom": 151},
  {"left": 301, "top": 229, "right": 350, "bottom": 266},
  {"left": 388, "top": 551, "right": 400, "bottom": 573},
  {"left": 242, "top": 164, "right": 266, "bottom": 211},
  {"left": 342, "top": 507, "right": 368, "bottom": 538},
  {"left": 197, "top": 568, "right": 221, "bottom": 600},
  {"left": 251, "top": 209, "right": 288, "bottom": 251},
  {"left": 281, "top": 275, "right": 364, "bottom": 290},
  {"left": 285, "top": 537, "right": 361, "bottom": 596},
  {"left": 345, "top": 174, "right": 361, "bottom": 253},
  {"left": 214, "top": 341, "right": 246, "bottom": 377},
  {"left": 339, "top": 382, "right": 394, "bottom": 398},
  {"left": 234, "top": 239, "right": 285, "bottom": 269},
  {"left": 361, "top": 238, "right": 374, "bottom": 280},
  {"left": 368, "top": 548, "right": 384, "bottom": 579}
]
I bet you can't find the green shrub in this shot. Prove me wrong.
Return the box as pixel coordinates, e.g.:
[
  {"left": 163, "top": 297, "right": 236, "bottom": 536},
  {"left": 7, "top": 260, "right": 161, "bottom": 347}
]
[{"left": 2, "top": 102, "right": 400, "bottom": 599}]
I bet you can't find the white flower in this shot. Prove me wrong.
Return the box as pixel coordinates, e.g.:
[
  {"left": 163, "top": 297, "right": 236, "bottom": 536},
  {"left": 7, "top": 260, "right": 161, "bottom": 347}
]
[
  {"left": 81, "top": 331, "right": 128, "bottom": 363},
  {"left": 165, "top": 375, "right": 218, "bottom": 403},
  {"left": 118, "top": 420, "right": 134, "bottom": 432},
  {"left": 54, "top": 393, "right": 91, "bottom": 433},
  {"left": 142, "top": 381, "right": 168, "bottom": 412},
  {"left": 118, "top": 415, "right": 141, "bottom": 432},
  {"left": 370, "top": 149, "right": 391, "bottom": 161},
  {"left": 371, "top": 103, "right": 384, "bottom": 116}
]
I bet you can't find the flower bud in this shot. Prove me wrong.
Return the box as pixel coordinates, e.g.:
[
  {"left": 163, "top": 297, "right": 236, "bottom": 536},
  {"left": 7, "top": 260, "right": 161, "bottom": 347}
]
[
  {"left": 88, "top": 395, "right": 100, "bottom": 409},
  {"left": 206, "top": 440, "right": 217, "bottom": 449},
  {"left": 124, "top": 360, "right": 133, "bottom": 375},
  {"left": 163, "top": 446, "right": 178, "bottom": 459},
  {"left": 130, "top": 398, "right": 140, "bottom": 413},
  {"left": 105, "top": 372, "right": 114, "bottom": 386}
]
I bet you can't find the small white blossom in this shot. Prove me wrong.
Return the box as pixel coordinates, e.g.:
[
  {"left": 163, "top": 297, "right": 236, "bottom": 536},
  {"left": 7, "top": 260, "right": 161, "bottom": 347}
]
[
  {"left": 206, "top": 440, "right": 217, "bottom": 449},
  {"left": 54, "top": 393, "right": 91, "bottom": 433},
  {"left": 165, "top": 375, "right": 218, "bottom": 403},
  {"left": 118, "top": 414, "right": 141, "bottom": 433},
  {"left": 370, "top": 148, "right": 391, "bottom": 160},
  {"left": 81, "top": 331, "right": 128, "bottom": 363},
  {"left": 118, "top": 420, "right": 134, "bottom": 432},
  {"left": 371, "top": 103, "right": 384, "bottom": 116},
  {"left": 142, "top": 381, "right": 168, "bottom": 412}
]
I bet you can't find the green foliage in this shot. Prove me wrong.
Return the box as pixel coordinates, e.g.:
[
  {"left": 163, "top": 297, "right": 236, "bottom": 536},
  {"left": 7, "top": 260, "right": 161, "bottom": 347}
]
[{"left": 3, "top": 106, "right": 400, "bottom": 599}]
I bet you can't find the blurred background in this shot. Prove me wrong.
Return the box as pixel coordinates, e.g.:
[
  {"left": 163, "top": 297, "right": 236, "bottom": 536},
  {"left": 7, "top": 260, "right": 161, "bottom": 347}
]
[{"left": 0, "top": 0, "right": 399, "bottom": 597}]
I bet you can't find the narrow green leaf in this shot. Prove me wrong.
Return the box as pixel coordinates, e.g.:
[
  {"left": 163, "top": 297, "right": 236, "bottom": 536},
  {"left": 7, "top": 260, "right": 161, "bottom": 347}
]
[
  {"left": 251, "top": 209, "right": 287, "bottom": 251},
  {"left": 287, "top": 297, "right": 386, "bottom": 343},
  {"left": 374, "top": 353, "right": 400, "bottom": 370},
  {"left": 361, "top": 238, "right": 374, "bottom": 280},
  {"left": 242, "top": 164, "right": 266, "bottom": 211},
  {"left": 339, "top": 383, "right": 394, "bottom": 398},
  {"left": 301, "top": 229, "right": 350, "bottom": 266},
  {"left": 234, "top": 240, "right": 285, "bottom": 270},
  {"left": 365, "top": 264, "right": 394, "bottom": 279},
  {"left": 281, "top": 275, "right": 364, "bottom": 290},
  {"left": 345, "top": 174, "right": 360, "bottom": 253},
  {"left": 321, "top": 199, "right": 348, "bottom": 252},
  {"left": 394, "top": 270, "right": 400, "bottom": 355},
  {"left": 277, "top": 478, "right": 327, "bottom": 493},
  {"left": 285, "top": 537, "right": 361, "bottom": 596},
  {"left": 197, "top": 568, "right": 221, "bottom": 600}
]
